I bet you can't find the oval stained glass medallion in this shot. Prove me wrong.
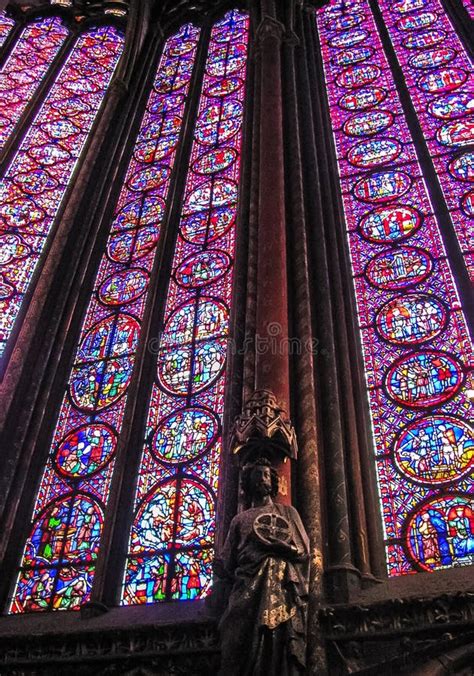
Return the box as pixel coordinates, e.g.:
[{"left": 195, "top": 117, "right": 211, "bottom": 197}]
[
  {"left": 359, "top": 205, "right": 422, "bottom": 243},
  {"left": 428, "top": 92, "right": 474, "bottom": 120},
  {"left": 394, "top": 416, "right": 473, "bottom": 485},
  {"left": 336, "top": 64, "right": 380, "bottom": 89},
  {"left": 98, "top": 269, "right": 149, "bottom": 306},
  {"left": 338, "top": 87, "right": 387, "bottom": 111},
  {"left": 375, "top": 293, "right": 447, "bottom": 345},
  {"left": 353, "top": 170, "right": 412, "bottom": 203},
  {"left": 418, "top": 69, "right": 468, "bottom": 95},
  {"left": 384, "top": 351, "right": 464, "bottom": 408},
  {"left": 448, "top": 152, "right": 474, "bottom": 182},
  {"left": 436, "top": 120, "right": 474, "bottom": 148},
  {"left": 344, "top": 110, "right": 394, "bottom": 137},
  {"left": 348, "top": 138, "right": 401, "bottom": 168},
  {"left": 406, "top": 494, "right": 474, "bottom": 571},
  {"left": 174, "top": 250, "right": 231, "bottom": 289},
  {"left": 55, "top": 424, "right": 117, "bottom": 478},
  {"left": 365, "top": 246, "right": 432, "bottom": 289},
  {"left": 151, "top": 407, "right": 219, "bottom": 464}
]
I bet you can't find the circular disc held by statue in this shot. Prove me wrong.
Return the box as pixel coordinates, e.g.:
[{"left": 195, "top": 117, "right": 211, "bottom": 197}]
[{"left": 253, "top": 512, "right": 292, "bottom": 546}]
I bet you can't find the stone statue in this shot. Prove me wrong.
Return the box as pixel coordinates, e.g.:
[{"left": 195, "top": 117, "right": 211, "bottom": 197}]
[{"left": 216, "top": 458, "right": 309, "bottom": 675}]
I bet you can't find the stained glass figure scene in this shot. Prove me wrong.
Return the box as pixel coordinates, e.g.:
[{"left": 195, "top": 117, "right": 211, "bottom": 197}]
[
  {"left": 318, "top": 0, "right": 473, "bottom": 576},
  {"left": 0, "top": 17, "right": 69, "bottom": 152},
  {"left": 379, "top": 0, "right": 474, "bottom": 279},
  {"left": 122, "top": 9, "right": 249, "bottom": 604},
  {"left": 0, "top": 25, "right": 124, "bottom": 361},
  {"left": 9, "top": 23, "right": 201, "bottom": 613}
]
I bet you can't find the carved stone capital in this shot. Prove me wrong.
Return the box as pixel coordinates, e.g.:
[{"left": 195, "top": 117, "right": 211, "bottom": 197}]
[
  {"left": 231, "top": 389, "right": 298, "bottom": 462},
  {"left": 254, "top": 14, "right": 286, "bottom": 49}
]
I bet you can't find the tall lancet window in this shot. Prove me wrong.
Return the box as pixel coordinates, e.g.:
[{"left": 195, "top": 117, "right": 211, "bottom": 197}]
[
  {"left": 8, "top": 7, "right": 249, "bottom": 613},
  {"left": 317, "top": 0, "right": 473, "bottom": 576},
  {"left": 0, "top": 16, "right": 69, "bottom": 152},
  {"left": 377, "top": 0, "right": 474, "bottom": 280},
  {"left": 122, "top": 9, "right": 249, "bottom": 605},
  {"left": 0, "top": 24, "right": 124, "bottom": 363}
]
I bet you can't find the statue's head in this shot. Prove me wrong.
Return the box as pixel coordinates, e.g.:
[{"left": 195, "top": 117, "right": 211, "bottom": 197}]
[{"left": 241, "top": 457, "right": 279, "bottom": 501}]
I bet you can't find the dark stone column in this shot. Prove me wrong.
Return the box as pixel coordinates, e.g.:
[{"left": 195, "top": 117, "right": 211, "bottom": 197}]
[{"left": 253, "top": 0, "right": 292, "bottom": 502}]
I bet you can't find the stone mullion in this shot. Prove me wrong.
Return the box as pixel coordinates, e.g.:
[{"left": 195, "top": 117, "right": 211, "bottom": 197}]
[
  {"left": 0, "top": 8, "right": 138, "bottom": 607},
  {"left": 282, "top": 3, "right": 326, "bottom": 671},
  {"left": 91, "top": 19, "right": 212, "bottom": 608},
  {"left": 440, "top": 0, "right": 474, "bottom": 58},
  {"left": 301, "top": 5, "right": 360, "bottom": 602}
]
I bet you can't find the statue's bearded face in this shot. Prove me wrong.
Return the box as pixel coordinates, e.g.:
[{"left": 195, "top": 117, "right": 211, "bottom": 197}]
[{"left": 250, "top": 465, "right": 273, "bottom": 498}]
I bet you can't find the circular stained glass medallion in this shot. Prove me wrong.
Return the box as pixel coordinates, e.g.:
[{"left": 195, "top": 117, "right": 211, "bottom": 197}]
[
  {"left": 131, "top": 478, "right": 214, "bottom": 551},
  {"left": 336, "top": 64, "right": 380, "bottom": 89},
  {"left": 428, "top": 92, "right": 474, "bottom": 120},
  {"left": 158, "top": 340, "right": 227, "bottom": 396},
  {"left": 174, "top": 250, "right": 231, "bottom": 289},
  {"left": 206, "top": 43, "right": 247, "bottom": 77},
  {"left": 332, "top": 46, "right": 374, "bottom": 68},
  {"left": 204, "top": 76, "right": 242, "bottom": 98},
  {"left": 348, "top": 138, "right": 401, "bottom": 168},
  {"left": 134, "top": 134, "right": 178, "bottom": 164},
  {"left": 405, "top": 494, "right": 474, "bottom": 571},
  {"left": 449, "top": 152, "right": 474, "bottom": 182},
  {"left": 418, "top": 68, "right": 468, "bottom": 95},
  {"left": 151, "top": 407, "right": 219, "bottom": 464},
  {"left": 149, "top": 92, "right": 185, "bottom": 115},
  {"left": 192, "top": 147, "right": 237, "bottom": 175},
  {"left": 397, "top": 11, "right": 437, "bottom": 30},
  {"left": 353, "top": 170, "right": 412, "bottom": 203},
  {"left": 40, "top": 119, "right": 80, "bottom": 139},
  {"left": 77, "top": 314, "right": 140, "bottom": 363},
  {"left": 184, "top": 179, "right": 237, "bottom": 214},
  {"left": 359, "top": 206, "right": 422, "bottom": 244},
  {"left": 161, "top": 298, "right": 228, "bottom": 347},
  {"left": 0, "top": 276, "right": 14, "bottom": 300},
  {"left": 392, "top": 0, "right": 429, "bottom": 13},
  {"left": 154, "top": 65, "right": 192, "bottom": 93},
  {"left": 195, "top": 101, "right": 243, "bottom": 146},
  {"left": 128, "top": 164, "right": 170, "bottom": 192},
  {"left": 27, "top": 144, "right": 72, "bottom": 166},
  {"left": 344, "top": 110, "right": 394, "bottom": 137},
  {"left": 409, "top": 48, "right": 455, "bottom": 70},
  {"left": 98, "top": 268, "right": 149, "bottom": 306},
  {"left": 384, "top": 351, "right": 464, "bottom": 408},
  {"left": 394, "top": 416, "right": 473, "bottom": 485},
  {"left": 113, "top": 196, "right": 165, "bottom": 231},
  {"left": 180, "top": 206, "right": 235, "bottom": 244},
  {"left": 25, "top": 494, "right": 103, "bottom": 566},
  {"left": 107, "top": 226, "right": 160, "bottom": 263},
  {"left": 339, "top": 87, "right": 387, "bottom": 111},
  {"left": 366, "top": 246, "right": 432, "bottom": 290},
  {"left": 14, "top": 169, "right": 58, "bottom": 195},
  {"left": 0, "top": 234, "right": 30, "bottom": 264},
  {"left": 55, "top": 424, "right": 117, "bottom": 478},
  {"left": 376, "top": 293, "right": 447, "bottom": 345},
  {"left": 326, "top": 13, "right": 363, "bottom": 30},
  {"left": 437, "top": 120, "right": 474, "bottom": 148},
  {"left": 328, "top": 28, "right": 368, "bottom": 48},
  {"left": 403, "top": 29, "right": 446, "bottom": 50},
  {"left": 70, "top": 356, "right": 135, "bottom": 410},
  {"left": 461, "top": 189, "right": 474, "bottom": 216}
]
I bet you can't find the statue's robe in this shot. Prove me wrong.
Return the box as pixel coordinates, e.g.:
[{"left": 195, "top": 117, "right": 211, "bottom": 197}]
[{"left": 217, "top": 503, "right": 309, "bottom": 676}]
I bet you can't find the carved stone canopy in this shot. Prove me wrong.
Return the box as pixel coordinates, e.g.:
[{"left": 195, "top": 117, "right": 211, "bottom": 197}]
[{"left": 231, "top": 389, "right": 298, "bottom": 463}]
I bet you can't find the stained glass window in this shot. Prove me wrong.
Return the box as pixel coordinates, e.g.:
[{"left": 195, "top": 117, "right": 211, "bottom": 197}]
[
  {"left": 0, "top": 17, "right": 69, "bottom": 153},
  {"left": 318, "top": 0, "right": 473, "bottom": 576},
  {"left": 0, "top": 25, "right": 124, "bottom": 361},
  {"left": 0, "top": 12, "right": 15, "bottom": 49},
  {"left": 121, "top": 9, "right": 249, "bottom": 605},
  {"left": 459, "top": 0, "right": 474, "bottom": 20},
  {"left": 8, "top": 23, "right": 200, "bottom": 614},
  {"left": 378, "top": 0, "right": 474, "bottom": 280}
]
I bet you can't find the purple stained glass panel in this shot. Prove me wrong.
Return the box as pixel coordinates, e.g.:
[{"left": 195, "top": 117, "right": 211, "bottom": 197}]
[
  {"left": 379, "top": 0, "right": 474, "bottom": 280},
  {"left": 0, "top": 17, "right": 69, "bottom": 152},
  {"left": 0, "top": 26, "right": 124, "bottom": 361},
  {"left": 9, "top": 23, "right": 200, "bottom": 613},
  {"left": 317, "top": 0, "right": 473, "bottom": 576},
  {"left": 122, "top": 9, "right": 249, "bottom": 605},
  {"left": 0, "top": 12, "right": 14, "bottom": 48}
]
